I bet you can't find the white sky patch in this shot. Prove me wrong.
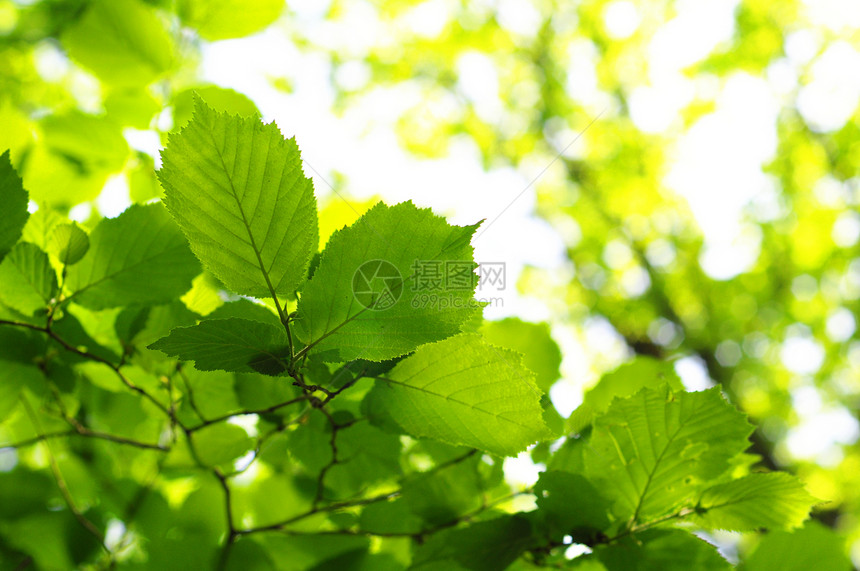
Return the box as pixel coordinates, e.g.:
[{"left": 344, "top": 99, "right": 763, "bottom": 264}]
[
  {"left": 784, "top": 29, "right": 821, "bottom": 67},
  {"left": 780, "top": 332, "right": 825, "bottom": 375},
  {"left": 68, "top": 202, "right": 92, "bottom": 223},
  {"left": 665, "top": 73, "right": 778, "bottom": 280},
  {"left": 647, "top": 0, "right": 738, "bottom": 80},
  {"left": 456, "top": 51, "right": 503, "bottom": 124},
  {"left": 802, "top": 0, "right": 860, "bottom": 33},
  {"left": 503, "top": 451, "right": 544, "bottom": 487},
  {"left": 334, "top": 60, "right": 372, "bottom": 92},
  {"left": 0, "top": 449, "right": 17, "bottom": 472},
  {"left": 603, "top": 0, "right": 640, "bottom": 40},
  {"left": 675, "top": 355, "right": 713, "bottom": 391},
  {"left": 550, "top": 379, "right": 583, "bottom": 418},
  {"left": 401, "top": 0, "right": 450, "bottom": 38},
  {"left": 96, "top": 174, "right": 131, "bottom": 218},
  {"left": 629, "top": 78, "right": 695, "bottom": 134},
  {"left": 32, "top": 40, "right": 69, "bottom": 81},
  {"left": 565, "top": 544, "right": 592, "bottom": 560},
  {"left": 313, "top": 1, "right": 387, "bottom": 57},
  {"left": 123, "top": 128, "right": 162, "bottom": 159},
  {"left": 826, "top": 308, "right": 857, "bottom": 342},
  {"left": 288, "top": 0, "right": 332, "bottom": 21},
  {"left": 104, "top": 520, "right": 127, "bottom": 551},
  {"left": 784, "top": 406, "right": 859, "bottom": 466},
  {"left": 797, "top": 41, "right": 860, "bottom": 132},
  {"left": 565, "top": 38, "right": 610, "bottom": 114},
  {"left": 584, "top": 316, "right": 630, "bottom": 367},
  {"left": 550, "top": 323, "right": 593, "bottom": 415},
  {"left": 496, "top": 0, "right": 542, "bottom": 38},
  {"left": 227, "top": 414, "right": 259, "bottom": 438}
]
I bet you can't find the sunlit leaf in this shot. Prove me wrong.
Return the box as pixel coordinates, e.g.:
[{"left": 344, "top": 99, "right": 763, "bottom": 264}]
[
  {"left": 584, "top": 387, "right": 752, "bottom": 522},
  {"left": 693, "top": 472, "right": 816, "bottom": 531},
  {"left": 177, "top": 0, "right": 284, "bottom": 41},
  {"left": 0, "top": 150, "right": 29, "bottom": 262},
  {"left": 48, "top": 223, "right": 89, "bottom": 266},
  {"left": 0, "top": 242, "right": 57, "bottom": 317},
  {"left": 149, "top": 317, "right": 290, "bottom": 375},
  {"left": 364, "top": 334, "right": 549, "bottom": 456},
  {"left": 159, "top": 98, "right": 318, "bottom": 300},
  {"left": 744, "top": 521, "right": 852, "bottom": 571},
  {"left": 595, "top": 529, "right": 731, "bottom": 571},
  {"left": 295, "top": 201, "right": 481, "bottom": 362},
  {"left": 65, "top": 203, "right": 200, "bottom": 309},
  {"left": 62, "top": 0, "right": 174, "bottom": 86}
]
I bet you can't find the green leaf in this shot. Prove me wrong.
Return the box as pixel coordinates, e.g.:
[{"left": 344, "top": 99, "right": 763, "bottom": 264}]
[
  {"left": 61, "top": 0, "right": 174, "bottom": 86},
  {"left": 177, "top": 368, "right": 241, "bottom": 423},
  {"left": 191, "top": 423, "right": 253, "bottom": 467},
  {"left": 0, "top": 149, "right": 29, "bottom": 262},
  {"left": 22, "top": 208, "right": 64, "bottom": 251},
  {"left": 323, "top": 421, "right": 403, "bottom": 499},
  {"left": 128, "top": 153, "right": 163, "bottom": 203},
  {"left": 0, "top": 362, "right": 45, "bottom": 418},
  {"left": 0, "top": 242, "right": 57, "bottom": 317},
  {"left": 584, "top": 387, "right": 752, "bottom": 523},
  {"left": 743, "top": 521, "right": 852, "bottom": 571},
  {"left": 48, "top": 223, "right": 89, "bottom": 266},
  {"left": 65, "top": 203, "right": 200, "bottom": 309},
  {"left": 400, "top": 455, "right": 483, "bottom": 526},
  {"left": 149, "top": 318, "right": 290, "bottom": 375},
  {"left": 358, "top": 499, "right": 423, "bottom": 535},
  {"left": 480, "top": 318, "right": 562, "bottom": 392},
  {"left": 295, "top": 201, "right": 481, "bottom": 362},
  {"left": 534, "top": 471, "right": 611, "bottom": 537},
  {"left": 693, "top": 472, "right": 815, "bottom": 531},
  {"left": 364, "top": 334, "right": 549, "bottom": 456},
  {"left": 104, "top": 90, "right": 161, "bottom": 129},
  {"left": 171, "top": 86, "right": 259, "bottom": 131},
  {"left": 568, "top": 357, "right": 685, "bottom": 434},
  {"left": 158, "top": 98, "right": 318, "bottom": 300},
  {"left": 410, "top": 515, "right": 537, "bottom": 571},
  {"left": 595, "top": 529, "right": 731, "bottom": 571},
  {"left": 206, "top": 299, "right": 282, "bottom": 329},
  {"left": 177, "top": 0, "right": 284, "bottom": 41},
  {"left": 0, "top": 102, "right": 34, "bottom": 166},
  {"left": 39, "top": 112, "right": 129, "bottom": 173}
]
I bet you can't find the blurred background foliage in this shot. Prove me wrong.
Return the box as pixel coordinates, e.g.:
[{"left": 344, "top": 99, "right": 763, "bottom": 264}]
[{"left": 1, "top": 0, "right": 859, "bottom": 566}]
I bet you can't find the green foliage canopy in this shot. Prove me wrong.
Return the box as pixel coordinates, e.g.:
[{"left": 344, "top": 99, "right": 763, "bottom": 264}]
[{"left": 0, "top": 0, "right": 855, "bottom": 569}]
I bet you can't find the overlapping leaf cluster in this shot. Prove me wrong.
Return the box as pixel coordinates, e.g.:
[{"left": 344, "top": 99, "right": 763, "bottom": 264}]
[{"left": 0, "top": 104, "right": 830, "bottom": 570}]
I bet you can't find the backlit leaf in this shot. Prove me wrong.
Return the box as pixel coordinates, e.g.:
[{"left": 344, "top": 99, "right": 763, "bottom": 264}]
[
  {"left": 364, "top": 334, "right": 549, "bottom": 456},
  {"left": 295, "top": 201, "right": 480, "bottom": 362},
  {"left": 48, "top": 223, "right": 89, "bottom": 266},
  {"left": 149, "top": 318, "right": 290, "bottom": 375},
  {"left": 584, "top": 387, "right": 752, "bottom": 522},
  {"left": 62, "top": 0, "right": 174, "bottom": 86},
  {"left": 158, "top": 99, "right": 318, "bottom": 300},
  {"left": 595, "top": 529, "right": 731, "bottom": 571},
  {"left": 693, "top": 472, "right": 816, "bottom": 531},
  {"left": 177, "top": 0, "right": 284, "bottom": 41},
  {"left": 743, "top": 521, "right": 851, "bottom": 571},
  {"left": 0, "top": 150, "right": 29, "bottom": 262},
  {"left": 0, "top": 242, "right": 57, "bottom": 317},
  {"left": 65, "top": 203, "right": 200, "bottom": 309}
]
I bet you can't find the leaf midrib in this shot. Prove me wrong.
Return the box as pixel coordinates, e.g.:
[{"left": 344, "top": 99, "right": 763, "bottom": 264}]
[
  {"left": 204, "top": 120, "right": 283, "bottom": 308},
  {"left": 372, "top": 375, "right": 535, "bottom": 431}
]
